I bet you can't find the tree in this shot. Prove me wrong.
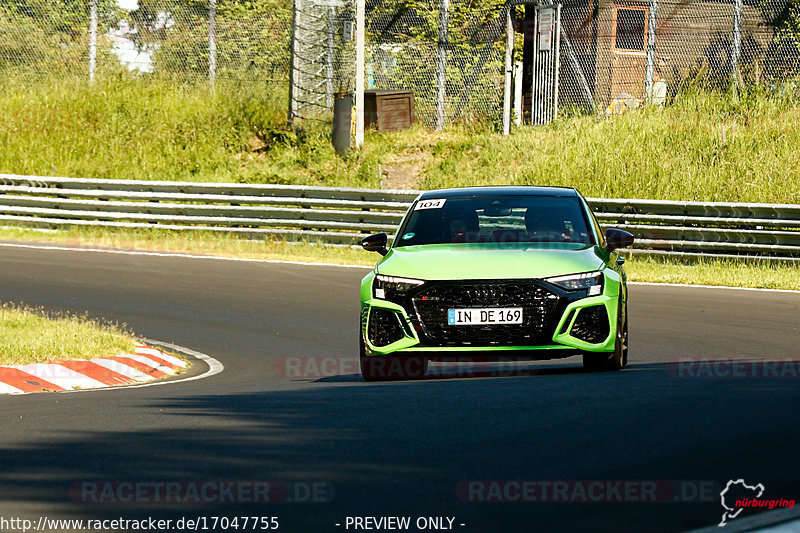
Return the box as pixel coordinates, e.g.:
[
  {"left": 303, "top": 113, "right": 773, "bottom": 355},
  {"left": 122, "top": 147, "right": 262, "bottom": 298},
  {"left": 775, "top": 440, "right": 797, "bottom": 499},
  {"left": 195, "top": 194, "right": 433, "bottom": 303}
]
[
  {"left": 122, "top": 0, "right": 291, "bottom": 80},
  {"left": 0, "top": 0, "right": 121, "bottom": 75}
]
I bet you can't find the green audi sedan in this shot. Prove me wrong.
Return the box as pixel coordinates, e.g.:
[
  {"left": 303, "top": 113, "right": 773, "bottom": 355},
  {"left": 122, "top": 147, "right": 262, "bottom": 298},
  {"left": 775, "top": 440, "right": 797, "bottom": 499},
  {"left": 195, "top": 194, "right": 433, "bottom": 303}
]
[{"left": 359, "top": 186, "right": 634, "bottom": 381}]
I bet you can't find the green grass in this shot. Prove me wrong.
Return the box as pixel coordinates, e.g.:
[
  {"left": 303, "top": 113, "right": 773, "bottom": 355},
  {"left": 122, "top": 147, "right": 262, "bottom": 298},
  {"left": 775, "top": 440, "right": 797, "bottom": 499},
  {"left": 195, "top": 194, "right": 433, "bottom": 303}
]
[
  {"left": 0, "top": 226, "right": 372, "bottom": 265},
  {"left": 389, "top": 88, "right": 800, "bottom": 203},
  {"left": 0, "top": 302, "right": 136, "bottom": 366},
  {"left": 1, "top": 226, "right": 798, "bottom": 291},
  {"left": 2, "top": 78, "right": 800, "bottom": 203},
  {"left": 0, "top": 76, "right": 280, "bottom": 183},
  {"left": 0, "top": 75, "right": 384, "bottom": 188},
  {"left": 623, "top": 254, "right": 800, "bottom": 290}
]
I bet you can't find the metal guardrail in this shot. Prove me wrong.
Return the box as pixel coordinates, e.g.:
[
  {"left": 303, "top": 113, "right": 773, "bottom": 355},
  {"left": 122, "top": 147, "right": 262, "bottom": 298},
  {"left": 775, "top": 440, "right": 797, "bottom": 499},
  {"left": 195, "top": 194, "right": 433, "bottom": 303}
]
[{"left": 0, "top": 174, "right": 798, "bottom": 261}]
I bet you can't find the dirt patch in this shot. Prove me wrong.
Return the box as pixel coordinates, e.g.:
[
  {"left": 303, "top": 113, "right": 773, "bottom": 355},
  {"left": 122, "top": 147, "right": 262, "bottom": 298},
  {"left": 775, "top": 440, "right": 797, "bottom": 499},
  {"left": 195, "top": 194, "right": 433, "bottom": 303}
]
[
  {"left": 248, "top": 134, "right": 268, "bottom": 153},
  {"left": 381, "top": 155, "right": 428, "bottom": 190}
]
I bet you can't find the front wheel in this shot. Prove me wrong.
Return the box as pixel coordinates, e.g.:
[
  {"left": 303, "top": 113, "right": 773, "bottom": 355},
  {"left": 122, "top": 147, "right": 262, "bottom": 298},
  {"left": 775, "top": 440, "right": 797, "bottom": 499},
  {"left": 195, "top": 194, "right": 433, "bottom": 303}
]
[
  {"left": 582, "top": 301, "right": 628, "bottom": 372},
  {"left": 360, "top": 334, "right": 428, "bottom": 381}
]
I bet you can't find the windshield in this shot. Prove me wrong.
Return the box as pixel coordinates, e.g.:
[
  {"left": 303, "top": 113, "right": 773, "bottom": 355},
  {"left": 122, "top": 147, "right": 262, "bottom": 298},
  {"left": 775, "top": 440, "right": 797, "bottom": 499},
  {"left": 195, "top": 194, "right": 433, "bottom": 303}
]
[{"left": 394, "top": 195, "right": 593, "bottom": 247}]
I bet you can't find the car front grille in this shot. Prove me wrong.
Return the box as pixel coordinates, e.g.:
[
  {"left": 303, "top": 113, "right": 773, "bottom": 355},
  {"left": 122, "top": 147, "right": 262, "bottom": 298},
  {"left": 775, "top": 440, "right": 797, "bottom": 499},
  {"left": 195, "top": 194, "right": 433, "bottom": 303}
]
[
  {"left": 570, "top": 304, "right": 610, "bottom": 344},
  {"left": 411, "top": 281, "right": 562, "bottom": 346}
]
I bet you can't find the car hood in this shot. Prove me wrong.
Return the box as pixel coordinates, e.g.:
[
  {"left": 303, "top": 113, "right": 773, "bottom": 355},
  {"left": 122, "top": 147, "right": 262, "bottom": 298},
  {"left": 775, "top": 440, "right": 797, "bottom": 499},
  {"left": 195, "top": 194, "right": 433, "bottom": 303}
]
[{"left": 375, "top": 243, "right": 607, "bottom": 281}]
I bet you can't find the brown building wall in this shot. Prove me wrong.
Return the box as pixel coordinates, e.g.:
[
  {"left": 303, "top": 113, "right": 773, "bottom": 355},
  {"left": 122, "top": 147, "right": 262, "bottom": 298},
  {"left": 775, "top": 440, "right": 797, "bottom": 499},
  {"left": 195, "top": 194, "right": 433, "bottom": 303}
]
[{"left": 558, "top": 0, "right": 773, "bottom": 107}]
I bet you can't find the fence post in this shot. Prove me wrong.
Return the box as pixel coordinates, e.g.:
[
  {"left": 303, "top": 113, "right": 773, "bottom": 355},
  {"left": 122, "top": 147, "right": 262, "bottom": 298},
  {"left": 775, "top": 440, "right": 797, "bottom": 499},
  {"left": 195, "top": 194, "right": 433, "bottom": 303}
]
[
  {"left": 288, "top": 0, "right": 300, "bottom": 125},
  {"left": 644, "top": 0, "right": 657, "bottom": 100},
  {"left": 502, "top": 7, "right": 513, "bottom": 135},
  {"left": 209, "top": 0, "right": 217, "bottom": 87},
  {"left": 326, "top": 7, "right": 336, "bottom": 108},
  {"left": 355, "top": 0, "right": 365, "bottom": 147},
  {"left": 435, "top": 0, "right": 449, "bottom": 131},
  {"left": 89, "top": 0, "right": 97, "bottom": 83},
  {"left": 513, "top": 61, "right": 523, "bottom": 125},
  {"left": 553, "top": 3, "right": 561, "bottom": 120},
  {"left": 731, "top": 0, "right": 743, "bottom": 85}
]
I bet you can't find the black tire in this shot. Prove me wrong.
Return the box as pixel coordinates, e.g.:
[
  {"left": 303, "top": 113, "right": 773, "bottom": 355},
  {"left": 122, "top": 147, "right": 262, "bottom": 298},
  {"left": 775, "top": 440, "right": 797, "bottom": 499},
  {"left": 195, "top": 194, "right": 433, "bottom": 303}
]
[
  {"left": 582, "top": 300, "right": 628, "bottom": 372},
  {"left": 360, "top": 332, "right": 428, "bottom": 381}
]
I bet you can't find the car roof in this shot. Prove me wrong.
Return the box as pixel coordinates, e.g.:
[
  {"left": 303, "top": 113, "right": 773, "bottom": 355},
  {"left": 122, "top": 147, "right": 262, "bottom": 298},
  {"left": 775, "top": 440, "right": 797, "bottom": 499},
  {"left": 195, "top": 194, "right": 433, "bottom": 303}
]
[{"left": 418, "top": 186, "right": 579, "bottom": 200}]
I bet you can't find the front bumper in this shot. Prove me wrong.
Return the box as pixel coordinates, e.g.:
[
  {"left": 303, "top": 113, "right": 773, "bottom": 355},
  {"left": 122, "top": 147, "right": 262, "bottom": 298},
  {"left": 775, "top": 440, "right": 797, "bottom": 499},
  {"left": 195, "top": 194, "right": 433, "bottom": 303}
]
[{"left": 360, "top": 274, "right": 621, "bottom": 356}]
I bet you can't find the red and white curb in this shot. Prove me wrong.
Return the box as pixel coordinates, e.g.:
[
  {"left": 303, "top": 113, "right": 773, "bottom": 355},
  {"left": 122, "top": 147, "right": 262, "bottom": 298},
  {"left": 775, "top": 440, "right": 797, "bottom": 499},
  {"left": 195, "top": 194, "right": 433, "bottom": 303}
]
[{"left": 0, "top": 343, "right": 187, "bottom": 394}]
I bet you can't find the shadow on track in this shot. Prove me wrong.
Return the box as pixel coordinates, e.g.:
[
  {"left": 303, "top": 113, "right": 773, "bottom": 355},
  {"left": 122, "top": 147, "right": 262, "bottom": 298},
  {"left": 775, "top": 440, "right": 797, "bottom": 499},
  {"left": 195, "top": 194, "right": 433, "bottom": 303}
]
[
  {"left": 316, "top": 359, "right": 591, "bottom": 382},
  {"left": 0, "top": 362, "right": 798, "bottom": 532}
]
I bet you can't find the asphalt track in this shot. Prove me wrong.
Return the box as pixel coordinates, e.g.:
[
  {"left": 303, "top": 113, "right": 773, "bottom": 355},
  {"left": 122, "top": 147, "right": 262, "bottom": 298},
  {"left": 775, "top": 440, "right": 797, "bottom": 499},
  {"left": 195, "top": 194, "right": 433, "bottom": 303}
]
[{"left": 0, "top": 243, "right": 798, "bottom": 532}]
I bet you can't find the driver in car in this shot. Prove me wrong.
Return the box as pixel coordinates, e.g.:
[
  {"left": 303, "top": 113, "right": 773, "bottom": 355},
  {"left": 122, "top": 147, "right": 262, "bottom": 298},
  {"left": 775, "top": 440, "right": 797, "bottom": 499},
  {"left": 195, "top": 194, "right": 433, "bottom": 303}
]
[
  {"left": 525, "top": 207, "right": 572, "bottom": 242},
  {"left": 447, "top": 207, "right": 480, "bottom": 243}
]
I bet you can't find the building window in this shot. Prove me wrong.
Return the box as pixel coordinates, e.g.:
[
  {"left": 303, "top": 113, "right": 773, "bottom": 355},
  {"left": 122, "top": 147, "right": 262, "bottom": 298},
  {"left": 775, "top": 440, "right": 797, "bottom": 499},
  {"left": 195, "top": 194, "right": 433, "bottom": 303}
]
[{"left": 614, "top": 8, "right": 647, "bottom": 51}]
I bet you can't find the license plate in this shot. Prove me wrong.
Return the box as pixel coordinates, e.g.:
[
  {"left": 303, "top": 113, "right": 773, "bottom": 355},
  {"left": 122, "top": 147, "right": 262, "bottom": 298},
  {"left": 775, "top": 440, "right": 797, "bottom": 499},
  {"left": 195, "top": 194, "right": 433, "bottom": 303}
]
[{"left": 447, "top": 307, "right": 523, "bottom": 326}]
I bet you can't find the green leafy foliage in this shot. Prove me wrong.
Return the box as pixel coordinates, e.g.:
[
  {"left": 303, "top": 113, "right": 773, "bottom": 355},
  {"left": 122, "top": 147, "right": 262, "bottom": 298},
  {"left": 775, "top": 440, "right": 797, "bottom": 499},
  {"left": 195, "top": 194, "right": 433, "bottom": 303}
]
[
  {"left": 0, "top": 0, "right": 121, "bottom": 76},
  {"left": 122, "top": 0, "right": 291, "bottom": 80},
  {"left": 0, "top": 0, "right": 290, "bottom": 82}
]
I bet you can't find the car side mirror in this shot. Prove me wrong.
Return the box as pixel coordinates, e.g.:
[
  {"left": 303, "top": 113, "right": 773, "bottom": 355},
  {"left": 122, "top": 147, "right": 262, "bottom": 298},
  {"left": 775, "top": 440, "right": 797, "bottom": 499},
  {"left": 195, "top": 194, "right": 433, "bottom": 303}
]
[
  {"left": 605, "top": 228, "right": 634, "bottom": 253},
  {"left": 362, "top": 232, "right": 389, "bottom": 256}
]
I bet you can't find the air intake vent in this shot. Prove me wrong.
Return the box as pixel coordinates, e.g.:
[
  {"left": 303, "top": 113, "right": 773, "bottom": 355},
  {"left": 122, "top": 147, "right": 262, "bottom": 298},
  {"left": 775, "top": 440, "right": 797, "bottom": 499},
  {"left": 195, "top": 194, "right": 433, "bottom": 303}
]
[
  {"left": 368, "top": 308, "right": 405, "bottom": 347},
  {"left": 571, "top": 305, "right": 610, "bottom": 344}
]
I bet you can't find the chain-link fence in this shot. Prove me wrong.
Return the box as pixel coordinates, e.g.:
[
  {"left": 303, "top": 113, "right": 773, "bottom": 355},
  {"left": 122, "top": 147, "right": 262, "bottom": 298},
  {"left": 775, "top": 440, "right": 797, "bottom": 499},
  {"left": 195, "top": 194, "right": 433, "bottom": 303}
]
[
  {"left": 558, "top": 0, "right": 800, "bottom": 115},
  {"left": 0, "top": 0, "right": 290, "bottom": 85},
  {"left": 364, "top": 0, "right": 506, "bottom": 127},
  {"left": 290, "top": 0, "right": 800, "bottom": 127},
  {"left": 1, "top": 0, "right": 800, "bottom": 129},
  {"left": 289, "top": 0, "right": 507, "bottom": 126}
]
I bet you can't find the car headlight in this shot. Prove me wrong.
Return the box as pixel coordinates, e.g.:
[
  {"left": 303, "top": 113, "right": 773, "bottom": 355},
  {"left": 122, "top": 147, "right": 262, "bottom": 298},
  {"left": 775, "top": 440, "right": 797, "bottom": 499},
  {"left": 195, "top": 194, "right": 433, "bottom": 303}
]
[
  {"left": 545, "top": 271, "right": 604, "bottom": 296},
  {"left": 373, "top": 274, "right": 424, "bottom": 300}
]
